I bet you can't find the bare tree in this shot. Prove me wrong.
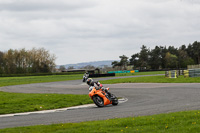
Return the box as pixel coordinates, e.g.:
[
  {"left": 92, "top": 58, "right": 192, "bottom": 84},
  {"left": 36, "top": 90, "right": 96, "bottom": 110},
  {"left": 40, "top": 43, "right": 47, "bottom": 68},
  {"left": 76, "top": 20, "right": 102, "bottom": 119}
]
[
  {"left": 59, "top": 65, "right": 66, "bottom": 71},
  {"left": 1, "top": 48, "right": 56, "bottom": 74}
]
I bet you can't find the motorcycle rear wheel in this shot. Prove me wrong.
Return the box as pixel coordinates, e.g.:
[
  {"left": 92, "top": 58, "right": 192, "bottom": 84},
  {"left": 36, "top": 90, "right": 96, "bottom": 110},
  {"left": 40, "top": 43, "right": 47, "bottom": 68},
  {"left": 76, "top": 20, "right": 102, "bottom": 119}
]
[
  {"left": 111, "top": 94, "right": 118, "bottom": 106},
  {"left": 93, "top": 95, "right": 104, "bottom": 107}
]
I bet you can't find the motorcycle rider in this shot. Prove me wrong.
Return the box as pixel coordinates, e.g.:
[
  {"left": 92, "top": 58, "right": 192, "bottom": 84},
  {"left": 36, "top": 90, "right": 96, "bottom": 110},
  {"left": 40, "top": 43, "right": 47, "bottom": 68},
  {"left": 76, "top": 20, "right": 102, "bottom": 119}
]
[
  {"left": 86, "top": 78, "right": 111, "bottom": 97},
  {"left": 83, "top": 72, "right": 89, "bottom": 82},
  {"left": 84, "top": 72, "right": 89, "bottom": 78}
]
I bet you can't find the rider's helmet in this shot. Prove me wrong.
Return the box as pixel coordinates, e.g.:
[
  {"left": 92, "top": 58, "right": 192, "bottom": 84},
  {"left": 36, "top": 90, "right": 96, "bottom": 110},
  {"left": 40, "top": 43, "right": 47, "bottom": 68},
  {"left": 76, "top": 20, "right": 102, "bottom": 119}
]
[{"left": 86, "top": 78, "right": 93, "bottom": 86}]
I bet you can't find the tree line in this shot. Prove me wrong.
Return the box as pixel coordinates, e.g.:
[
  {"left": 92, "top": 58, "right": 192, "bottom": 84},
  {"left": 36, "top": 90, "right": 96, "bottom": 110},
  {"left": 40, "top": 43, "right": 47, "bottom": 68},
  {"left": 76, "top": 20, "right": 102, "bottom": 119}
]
[
  {"left": 112, "top": 41, "right": 200, "bottom": 70},
  {"left": 0, "top": 48, "right": 56, "bottom": 74}
]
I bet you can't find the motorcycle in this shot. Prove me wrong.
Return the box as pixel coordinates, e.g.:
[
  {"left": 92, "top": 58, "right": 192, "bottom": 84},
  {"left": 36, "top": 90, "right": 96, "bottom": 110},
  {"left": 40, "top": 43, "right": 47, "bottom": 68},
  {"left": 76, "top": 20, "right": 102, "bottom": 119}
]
[
  {"left": 88, "top": 86, "right": 118, "bottom": 107},
  {"left": 82, "top": 73, "right": 89, "bottom": 82}
]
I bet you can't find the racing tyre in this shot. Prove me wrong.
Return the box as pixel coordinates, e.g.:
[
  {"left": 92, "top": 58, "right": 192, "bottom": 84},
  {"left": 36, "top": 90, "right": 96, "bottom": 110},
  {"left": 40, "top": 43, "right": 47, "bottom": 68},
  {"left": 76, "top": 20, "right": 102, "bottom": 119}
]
[
  {"left": 93, "top": 95, "right": 104, "bottom": 107},
  {"left": 111, "top": 94, "right": 118, "bottom": 106}
]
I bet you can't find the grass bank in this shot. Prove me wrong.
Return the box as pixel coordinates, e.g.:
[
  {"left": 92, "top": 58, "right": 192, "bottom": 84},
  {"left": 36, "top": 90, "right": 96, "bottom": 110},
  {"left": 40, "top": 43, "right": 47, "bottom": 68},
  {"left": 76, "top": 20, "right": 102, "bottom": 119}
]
[
  {"left": 0, "top": 91, "right": 92, "bottom": 115},
  {"left": 100, "top": 75, "right": 200, "bottom": 84},
  {"left": 0, "top": 74, "right": 83, "bottom": 87},
  {"left": 1, "top": 110, "right": 200, "bottom": 132}
]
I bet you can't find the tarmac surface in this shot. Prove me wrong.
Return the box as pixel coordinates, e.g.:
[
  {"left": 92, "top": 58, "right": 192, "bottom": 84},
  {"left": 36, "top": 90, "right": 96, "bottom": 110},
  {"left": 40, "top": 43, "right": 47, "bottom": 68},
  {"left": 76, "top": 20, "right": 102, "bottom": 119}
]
[{"left": 0, "top": 75, "right": 200, "bottom": 129}]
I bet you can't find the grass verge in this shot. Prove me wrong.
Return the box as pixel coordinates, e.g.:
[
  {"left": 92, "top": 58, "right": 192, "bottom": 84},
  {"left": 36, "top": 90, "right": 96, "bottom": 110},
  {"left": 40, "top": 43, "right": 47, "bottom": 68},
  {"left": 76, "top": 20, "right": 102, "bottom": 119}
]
[
  {"left": 100, "top": 75, "right": 200, "bottom": 84},
  {"left": 0, "top": 72, "right": 165, "bottom": 87},
  {"left": 0, "top": 91, "right": 92, "bottom": 115},
  {"left": 115, "top": 71, "right": 165, "bottom": 77},
  {"left": 1, "top": 110, "right": 200, "bottom": 132},
  {"left": 0, "top": 74, "right": 83, "bottom": 87}
]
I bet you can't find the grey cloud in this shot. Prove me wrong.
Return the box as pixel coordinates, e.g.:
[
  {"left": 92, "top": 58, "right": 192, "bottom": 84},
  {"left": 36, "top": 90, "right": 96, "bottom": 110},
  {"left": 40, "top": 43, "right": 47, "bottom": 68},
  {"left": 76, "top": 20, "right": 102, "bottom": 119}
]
[
  {"left": 1, "top": 0, "right": 200, "bottom": 64},
  {"left": 0, "top": 0, "right": 97, "bottom": 11}
]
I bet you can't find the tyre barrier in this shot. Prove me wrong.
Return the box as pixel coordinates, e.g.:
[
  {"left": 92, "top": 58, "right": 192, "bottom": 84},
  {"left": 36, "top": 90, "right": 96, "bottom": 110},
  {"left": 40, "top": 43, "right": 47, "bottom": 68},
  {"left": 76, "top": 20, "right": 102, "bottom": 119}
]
[
  {"left": 188, "top": 69, "right": 200, "bottom": 77},
  {"left": 165, "top": 70, "right": 178, "bottom": 78},
  {"left": 184, "top": 70, "right": 189, "bottom": 78},
  {"left": 88, "top": 73, "right": 115, "bottom": 78}
]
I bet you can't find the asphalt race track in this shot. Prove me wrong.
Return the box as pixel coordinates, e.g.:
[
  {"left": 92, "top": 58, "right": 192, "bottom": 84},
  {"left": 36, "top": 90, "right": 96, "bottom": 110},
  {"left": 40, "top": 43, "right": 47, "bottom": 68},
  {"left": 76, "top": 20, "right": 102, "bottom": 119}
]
[{"left": 0, "top": 75, "right": 200, "bottom": 129}]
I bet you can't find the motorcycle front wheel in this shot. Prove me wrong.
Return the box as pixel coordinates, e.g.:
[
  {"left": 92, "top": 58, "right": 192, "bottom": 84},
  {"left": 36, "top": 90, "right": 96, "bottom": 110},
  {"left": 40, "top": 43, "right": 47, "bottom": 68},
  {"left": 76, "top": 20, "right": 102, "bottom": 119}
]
[{"left": 93, "top": 95, "right": 104, "bottom": 107}]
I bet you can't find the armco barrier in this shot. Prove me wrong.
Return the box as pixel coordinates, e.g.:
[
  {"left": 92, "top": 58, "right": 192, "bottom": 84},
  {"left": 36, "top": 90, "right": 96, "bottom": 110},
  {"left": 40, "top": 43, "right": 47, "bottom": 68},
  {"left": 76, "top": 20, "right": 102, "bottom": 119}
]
[
  {"left": 108, "top": 70, "right": 139, "bottom": 74},
  {"left": 88, "top": 73, "right": 115, "bottom": 78},
  {"left": 130, "top": 70, "right": 135, "bottom": 73}
]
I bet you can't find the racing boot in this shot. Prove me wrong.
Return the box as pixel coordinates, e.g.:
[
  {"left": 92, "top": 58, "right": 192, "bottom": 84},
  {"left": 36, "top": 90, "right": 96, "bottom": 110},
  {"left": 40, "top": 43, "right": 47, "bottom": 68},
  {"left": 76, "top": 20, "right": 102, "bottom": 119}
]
[{"left": 105, "top": 89, "right": 112, "bottom": 98}]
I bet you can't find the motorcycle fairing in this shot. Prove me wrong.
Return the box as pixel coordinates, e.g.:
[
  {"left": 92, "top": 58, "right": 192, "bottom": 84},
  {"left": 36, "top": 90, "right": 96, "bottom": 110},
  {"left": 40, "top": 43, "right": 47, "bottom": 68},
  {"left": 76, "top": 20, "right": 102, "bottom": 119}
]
[{"left": 89, "top": 87, "right": 112, "bottom": 106}]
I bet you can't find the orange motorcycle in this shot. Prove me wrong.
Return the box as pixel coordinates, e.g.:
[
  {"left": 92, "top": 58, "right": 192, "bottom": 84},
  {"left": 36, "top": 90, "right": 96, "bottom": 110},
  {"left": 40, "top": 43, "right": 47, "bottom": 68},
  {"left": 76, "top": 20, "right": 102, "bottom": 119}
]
[{"left": 88, "top": 86, "right": 118, "bottom": 107}]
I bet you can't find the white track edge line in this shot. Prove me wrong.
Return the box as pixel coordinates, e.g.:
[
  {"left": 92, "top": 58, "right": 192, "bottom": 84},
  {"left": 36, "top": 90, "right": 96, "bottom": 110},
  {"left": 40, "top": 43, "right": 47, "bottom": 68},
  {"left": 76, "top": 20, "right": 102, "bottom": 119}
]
[{"left": 0, "top": 98, "right": 128, "bottom": 118}]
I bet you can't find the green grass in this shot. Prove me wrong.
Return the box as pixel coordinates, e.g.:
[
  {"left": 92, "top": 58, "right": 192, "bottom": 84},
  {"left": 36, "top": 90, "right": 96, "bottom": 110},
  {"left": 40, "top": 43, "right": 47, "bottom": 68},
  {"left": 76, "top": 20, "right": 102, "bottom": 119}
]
[
  {"left": 0, "top": 72, "right": 165, "bottom": 87},
  {"left": 0, "top": 91, "right": 92, "bottom": 114},
  {"left": 100, "top": 75, "right": 200, "bottom": 84},
  {"left": 115, "top": 71, "right": 165, "bottom": 76},
  {"left": 1, "top": 110, "right": 200, "bottom": 132},
  {"left": 0, "top": 74, "right": 83, "bottom": 87}
]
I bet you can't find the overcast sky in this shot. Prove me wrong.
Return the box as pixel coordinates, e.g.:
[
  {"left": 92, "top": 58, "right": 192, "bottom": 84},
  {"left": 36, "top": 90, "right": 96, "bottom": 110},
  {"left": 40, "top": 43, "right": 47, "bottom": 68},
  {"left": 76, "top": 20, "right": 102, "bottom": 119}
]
[{"left": 0, "top": 0, "right": 200, "bottom": 65}]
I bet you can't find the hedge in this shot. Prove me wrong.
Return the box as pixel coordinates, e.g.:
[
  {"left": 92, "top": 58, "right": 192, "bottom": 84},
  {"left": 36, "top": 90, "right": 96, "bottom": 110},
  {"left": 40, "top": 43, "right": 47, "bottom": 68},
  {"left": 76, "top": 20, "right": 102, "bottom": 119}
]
[{"left": 0, "top": 72, "right": 85, "bottom": 77}]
